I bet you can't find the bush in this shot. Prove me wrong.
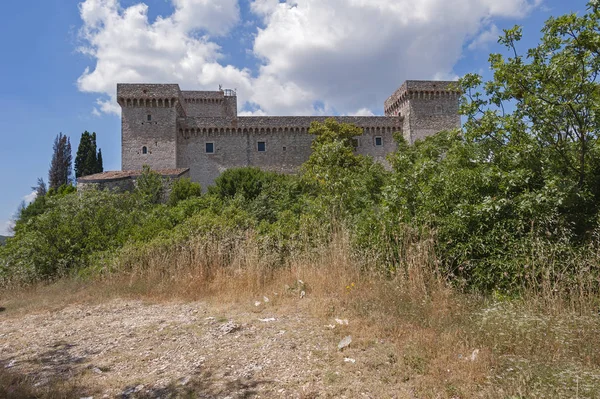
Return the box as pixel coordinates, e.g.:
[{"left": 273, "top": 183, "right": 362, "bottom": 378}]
[
  {"left": 136, "top": 165, "right": 164, "bottom": 204},
  {"left": 209, "top": 167, "right": 279, "bottom": 202},
  {"left": 168, "top": 177, "right": 202, "bottom": 206}
]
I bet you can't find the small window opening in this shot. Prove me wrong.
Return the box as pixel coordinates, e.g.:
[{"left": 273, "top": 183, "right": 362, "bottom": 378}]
[
  {"left": 374, "top": 136, "right": 383, "bottom": 146},
  {"left": 257, "top": 141, "right": 266, "bottom": 152},
  {"left": 142, "top": 146, "right": 148, "bottom": 154},
  {"left": 283, "top": 146, "right": 287, "bottom": 152},
  {"left": 205, "top": 142, "right": 214, "bottom": 153},
  {"left": 352, "top": 138, "right": 360, "bottom": 148},
  {"left": 147, "top": 114, "right": 152, "bottom": 121}
]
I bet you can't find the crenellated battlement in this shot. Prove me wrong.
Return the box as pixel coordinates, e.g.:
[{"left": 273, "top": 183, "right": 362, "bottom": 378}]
[
  {"left": 384, "top": 80, "right": 460, "bottom": 117},
  {"left": 177, "top": 116, "right": 402, "bottom": 139}
]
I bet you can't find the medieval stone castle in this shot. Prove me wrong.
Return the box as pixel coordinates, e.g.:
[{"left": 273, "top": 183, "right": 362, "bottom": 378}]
[{"left": 78, "top": 80, "right": 460, "bottom": 190}]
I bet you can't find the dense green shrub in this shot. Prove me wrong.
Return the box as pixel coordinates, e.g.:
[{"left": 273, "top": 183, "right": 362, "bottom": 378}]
[
  {"left": 2, "top": 4, "right": 600, "bottom": 294},
  {"left": 209, "top": 167, "right": 280, "bottom": 202},
  {"left": 168, "top": 177, "right": 202, "bottom": 206},
  {"left": 136, "top": 165, "right": 164, "bottom": 204}
]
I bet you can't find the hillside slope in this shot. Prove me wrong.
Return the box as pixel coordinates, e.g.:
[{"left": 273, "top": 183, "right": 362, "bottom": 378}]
[{"left": 0, "top": 299, "right": 412, "bottom": 398}]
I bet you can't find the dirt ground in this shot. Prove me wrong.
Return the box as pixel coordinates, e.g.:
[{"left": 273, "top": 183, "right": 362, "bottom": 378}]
[{"left": 0, "top": 297, "right": 414, "bottom": 398}]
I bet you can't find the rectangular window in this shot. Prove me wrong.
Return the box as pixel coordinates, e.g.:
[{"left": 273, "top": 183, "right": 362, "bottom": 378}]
[
  {"left": 375, "top": 136, "right": 383, "bottom": 146},
  {"left": 205, "top": 142, "right": 214, "bottom": 153},
  {"left": 257, "top": 141, "right": 266, "bottom": 152},
  {"left": 147, "top": 114, "right": 152, "bottom": 121},
  {"left": 352, "top": 138, "right": 360, "bottom": 148}
]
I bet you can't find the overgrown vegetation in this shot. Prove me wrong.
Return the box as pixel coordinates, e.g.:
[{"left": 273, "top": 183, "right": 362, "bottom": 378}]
[
  {"left": 3, "top": 2, "right": 600, "bottom": 297},
  {"left": 1, "top": 5, "right": 600, "bottom": 396}
]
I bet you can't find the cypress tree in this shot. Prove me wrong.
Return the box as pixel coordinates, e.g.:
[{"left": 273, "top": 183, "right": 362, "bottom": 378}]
[
  {"left": 75, "top": 131, "right": 91, "bottom": 178},
  {"left": 96, "top": 148, "right": 104, "bottom": 174},
  {"left": 75, "top": 131, "right": 103, "bottom": 177},
  {"left": 48, "top": 133, "right": 73, "bottom": 190}
]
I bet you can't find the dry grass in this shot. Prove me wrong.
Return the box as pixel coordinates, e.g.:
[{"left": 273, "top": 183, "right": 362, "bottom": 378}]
[{"left": 1, "top": 230, "right": 600, "bottom": 398}]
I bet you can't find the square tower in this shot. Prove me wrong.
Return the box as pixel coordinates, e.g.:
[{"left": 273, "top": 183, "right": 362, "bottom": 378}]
[
  {"left": 384, "top": 81, "right": 461, "bottom": 143},
  {"left": 117, "top": 84, "right": 184, "bottom": 171}
]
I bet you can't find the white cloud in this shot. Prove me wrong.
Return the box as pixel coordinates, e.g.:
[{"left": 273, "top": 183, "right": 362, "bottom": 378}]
[
  {"left": 76, "top": 0, "right": 253, "bottom": 115},
  {"left": 0, "top": 220, "right": 14, "bottom": 236},
  {"left": 172, "top": 0, "right": 240, "bottom": 36},
  {"left": 468, "top": 24, "right": 501, "bottom": 51},
  {"left": 23, "top": 191, "right": 37, "bottom": 205},
  {"left": 76, "top": 0, "right": 540, "bottom": 116},
  {"left": 347, "top": 108, "right": 375, "bottom": 117}
]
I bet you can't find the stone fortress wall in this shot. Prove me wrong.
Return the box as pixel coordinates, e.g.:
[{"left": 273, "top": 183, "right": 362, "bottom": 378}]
[{"left": 115, "top": 80, "right": 460, "bottom": 190}]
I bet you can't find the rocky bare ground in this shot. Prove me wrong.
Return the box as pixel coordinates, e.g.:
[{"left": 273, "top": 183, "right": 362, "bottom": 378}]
[{"left": 0, "top": 298, "right": 412, "bottom": 398}]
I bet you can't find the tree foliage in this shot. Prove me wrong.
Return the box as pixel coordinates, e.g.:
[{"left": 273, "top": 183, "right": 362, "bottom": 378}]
[
  {"left": 168, "top": 178, "right": 202, "bottom": 206},
  {"left": 75, "top": 131, "right": 103, "bottom": 178},
  {"left": 2, "top": 4, "right": 600, "bottom": 294},
  {"left": 48, "top": 133, "right": 72, "bottom": 190},
  {"left": 135, "top": 165, "right": 164, "bottom": 204}
]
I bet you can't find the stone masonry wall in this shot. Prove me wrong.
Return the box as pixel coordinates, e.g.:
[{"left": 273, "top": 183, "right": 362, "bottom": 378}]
[
  {"left": 118, "top": 84, "right": 182, "bottom": 171},
  {"left": 176, "top": 116, "right": 401, "bottom": 189},
  {"left": 119, "top": 81, "right": 460, "bottom": 189},
  {"left": 384, "top": 80, "right": 461, "bottom": 143}
]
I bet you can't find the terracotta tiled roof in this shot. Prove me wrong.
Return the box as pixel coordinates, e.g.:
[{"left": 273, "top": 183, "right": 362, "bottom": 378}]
[{"left": 77, "top": 168, "right": 189, "bottom": 183}]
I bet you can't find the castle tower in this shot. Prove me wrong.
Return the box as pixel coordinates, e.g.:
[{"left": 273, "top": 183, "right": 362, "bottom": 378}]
[
  {"left": 117, "top": 84, "right": 184, "bottom": 171},
  {"left": 384, "top": 81, "right": 461, "bottom": 143}
]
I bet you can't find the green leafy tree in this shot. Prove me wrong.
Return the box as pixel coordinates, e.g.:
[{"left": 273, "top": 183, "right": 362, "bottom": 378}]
[
  {"left": 209, "top": 167, "right": 279, "bottom": 202},
  {"left": 302, "top": 118, "right": 386, "bottom": 217},
  {"left": 135, "top": 165, "right": 164, "bottom": 204},
  {"left": 459, "top": 1, "right": 600, "bottom": 235},
  {"left": 168, "top": 177, "right": 202, "bottom": 206},
  {"left": 48, "top": 133, "right": 72, "bottom": 190},
  {"left": 75, "top": 131, "right": 103, "bottom": 178}
]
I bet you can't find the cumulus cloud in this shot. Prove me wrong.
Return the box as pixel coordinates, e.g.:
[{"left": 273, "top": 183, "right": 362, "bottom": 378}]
[
  {"left": 347, "top": 108, "right": 375, "bottom": 117},
  {"left": 77, "top": 0, "right": 252, "bottom": 115},
  {"left": 468, "top": 24, "right": 501, "bottom": 51},
  {"left": 0, "top": 220, "right": 14, "bottom": 236},
  {"left": 23, "top": 191, "right": 37, "bottom": 205},
  {"left": 76, "top": 0, "right": 540, "bottom": 116}
]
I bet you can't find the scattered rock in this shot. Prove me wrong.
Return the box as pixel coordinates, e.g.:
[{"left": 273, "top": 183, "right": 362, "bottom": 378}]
[
  {"left": 300, "top": 291, "right": 306, "bottom": 299},
  {"left": 92, "top": 367, "right": 102, "bottom": 374},
  {"left": 470, "top": 349, "right": 480, "bottom": 362},
  {"left": 344, "top": 357, "right": 356, "bottom": 364},
  {"left": 254, "top": 301, "right": 262, "bottom": 307},
  {"left": 259, "top": 317, "right": 276, "bottom": 322},
  {"left": 325, "top": 324, "right": 336, "bottom": 329},
  {"left": 218, "top": 321, "right": 241, "bottom": 335},
  {"left": 178, "top": 376, "right": 191, "bottom": 386},
  {"left": 263, "top": 296, "right": 270, "bottom": 303},
  {"left": 5, "top": 359, "right": 16, "bottom": 368},
  {"left": 338, "top": 336, "right": 352, "bottom": 351},
  {"left": 335, "top": 319, "right": 349, "bottom": 325}
]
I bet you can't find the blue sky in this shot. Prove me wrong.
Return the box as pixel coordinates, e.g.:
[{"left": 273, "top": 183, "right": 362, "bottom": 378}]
[{"left": 0, "top": 0, "right": 591, "bottom": 235}]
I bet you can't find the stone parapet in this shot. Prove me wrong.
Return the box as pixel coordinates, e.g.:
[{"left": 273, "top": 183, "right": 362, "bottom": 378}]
[{"left": 384, "top": 80, "right": 460, "bottom": 116}]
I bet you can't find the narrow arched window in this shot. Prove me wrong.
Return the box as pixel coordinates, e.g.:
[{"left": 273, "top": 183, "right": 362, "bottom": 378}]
[{"left": 142, "top": 146, "right": 148, "bottom": 154}]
